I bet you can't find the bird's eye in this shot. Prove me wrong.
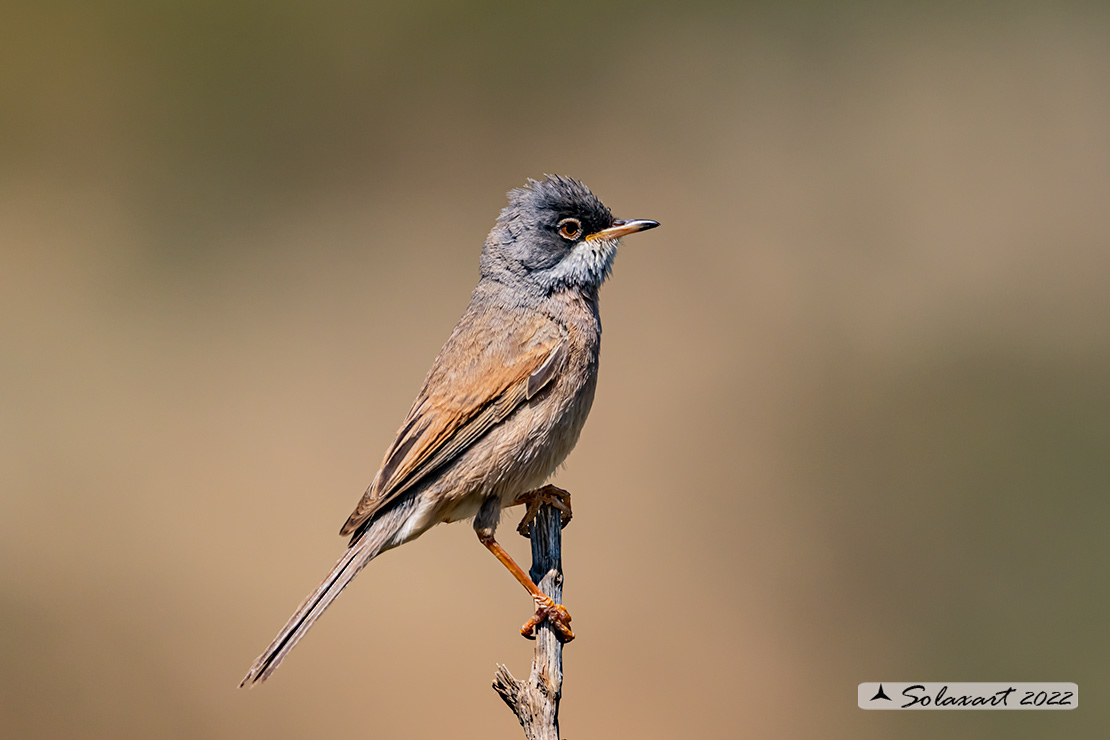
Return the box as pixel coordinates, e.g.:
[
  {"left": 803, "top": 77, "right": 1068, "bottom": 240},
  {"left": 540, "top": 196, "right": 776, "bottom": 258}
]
[{"left": 557, "top": 218, "right": 583, "bottom": 241}]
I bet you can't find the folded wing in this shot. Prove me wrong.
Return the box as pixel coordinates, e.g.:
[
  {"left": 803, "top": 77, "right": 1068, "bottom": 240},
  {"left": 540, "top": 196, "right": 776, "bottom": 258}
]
[{"left": 340, "top": 314, "right": 567, "bottom": 538}]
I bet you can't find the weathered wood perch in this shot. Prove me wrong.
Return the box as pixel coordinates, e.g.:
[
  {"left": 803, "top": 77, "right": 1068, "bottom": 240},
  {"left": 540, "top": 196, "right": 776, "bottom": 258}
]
[{"left": 492, "top": 502, "right": 566, "bottom": 740}]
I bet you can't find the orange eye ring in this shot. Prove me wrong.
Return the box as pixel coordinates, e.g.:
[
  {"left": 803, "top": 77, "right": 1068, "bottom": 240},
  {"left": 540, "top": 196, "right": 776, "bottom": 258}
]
[{"left": 557, "top": 218, "right": 583, "bottom": 241}]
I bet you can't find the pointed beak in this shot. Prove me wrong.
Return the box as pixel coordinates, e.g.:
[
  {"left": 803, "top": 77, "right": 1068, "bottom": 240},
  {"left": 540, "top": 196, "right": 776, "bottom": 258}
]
[{"left": 585, "top": 218, "right": 660, "bottom": 242}]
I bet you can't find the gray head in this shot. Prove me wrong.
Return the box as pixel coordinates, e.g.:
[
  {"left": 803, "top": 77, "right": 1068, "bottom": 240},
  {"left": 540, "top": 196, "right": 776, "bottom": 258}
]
[{"left": 480, "top": 175, "right": 659, "bottom": 295}]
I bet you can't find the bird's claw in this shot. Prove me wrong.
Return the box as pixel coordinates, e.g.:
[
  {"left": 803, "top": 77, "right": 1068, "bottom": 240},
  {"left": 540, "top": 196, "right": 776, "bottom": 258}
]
[
  {"left": 515, "top": 485, "right": 573, "bottom": 537},
  {"left": 521, "top": 593, "right": 575, "bottom": 642}
]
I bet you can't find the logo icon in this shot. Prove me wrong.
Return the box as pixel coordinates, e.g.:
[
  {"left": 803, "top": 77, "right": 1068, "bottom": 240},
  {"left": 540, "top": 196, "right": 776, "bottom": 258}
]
[{"left": 870, "top": 684, "right": 892, "bottom": 702}]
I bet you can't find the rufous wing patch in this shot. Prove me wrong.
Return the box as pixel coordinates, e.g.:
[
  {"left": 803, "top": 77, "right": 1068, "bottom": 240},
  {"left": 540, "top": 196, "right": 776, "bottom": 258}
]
[{"left": 339, "top": 330, "right": 567, "bottom": 539}]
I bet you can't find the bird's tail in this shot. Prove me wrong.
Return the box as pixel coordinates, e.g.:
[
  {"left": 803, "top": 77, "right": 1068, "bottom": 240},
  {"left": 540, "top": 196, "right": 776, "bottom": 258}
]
[{"left": 239, "top": 501, "right": 413, "bottom": 687}]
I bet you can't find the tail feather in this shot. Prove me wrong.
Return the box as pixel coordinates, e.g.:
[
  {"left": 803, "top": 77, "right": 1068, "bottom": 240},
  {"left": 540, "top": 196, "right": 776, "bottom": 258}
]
[{"left": 239, "top": 502, "right": 412, "bottom": 687}]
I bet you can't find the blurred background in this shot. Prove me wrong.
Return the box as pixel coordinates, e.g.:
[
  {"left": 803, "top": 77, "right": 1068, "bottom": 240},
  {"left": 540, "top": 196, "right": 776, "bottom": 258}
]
[{"left": 2, "top": 1, "right": 1107, "bottom": 738}]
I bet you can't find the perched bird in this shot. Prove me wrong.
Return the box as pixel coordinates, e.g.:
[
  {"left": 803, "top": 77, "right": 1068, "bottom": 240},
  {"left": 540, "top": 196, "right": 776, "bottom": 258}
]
[{"left": 240, "top": 175, "right": 658, "bottom": 686}]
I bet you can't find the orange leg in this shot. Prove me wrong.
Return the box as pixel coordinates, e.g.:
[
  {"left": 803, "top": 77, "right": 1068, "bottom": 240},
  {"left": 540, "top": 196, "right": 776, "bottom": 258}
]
[
  {"left": 512, "top": 484, "right": 572, "bottom": 537},
  {"left": 477, "top": 530, "right": 574, "bottom": 642}
]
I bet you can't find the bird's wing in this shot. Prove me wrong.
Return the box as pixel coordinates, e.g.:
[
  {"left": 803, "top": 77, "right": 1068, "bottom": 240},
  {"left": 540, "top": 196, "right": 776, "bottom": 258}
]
[{"left": 339, "top": 312, "right": 567, "bottom": 538}]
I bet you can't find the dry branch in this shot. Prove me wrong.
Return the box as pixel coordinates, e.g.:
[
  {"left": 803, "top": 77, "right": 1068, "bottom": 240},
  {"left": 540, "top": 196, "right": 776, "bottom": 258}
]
[{"left": 492, "top": 503, "right": 566, "bottom": 740}]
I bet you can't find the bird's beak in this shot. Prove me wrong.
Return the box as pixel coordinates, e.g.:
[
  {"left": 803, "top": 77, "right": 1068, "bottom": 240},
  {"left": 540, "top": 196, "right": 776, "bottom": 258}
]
[{"left": 585, "top": 219, "right": 660, "bottom": 242}]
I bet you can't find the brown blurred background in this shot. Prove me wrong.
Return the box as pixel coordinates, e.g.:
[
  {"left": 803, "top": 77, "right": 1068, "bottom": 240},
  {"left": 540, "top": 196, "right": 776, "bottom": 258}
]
[{"left": 2, "top": 1, "right": 1108, "bottom": 738}]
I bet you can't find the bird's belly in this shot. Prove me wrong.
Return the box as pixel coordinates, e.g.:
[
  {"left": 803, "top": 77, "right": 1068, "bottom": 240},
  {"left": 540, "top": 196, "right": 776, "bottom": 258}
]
[
  {"left": 498, "top": 368, "right": 597, "bottom": 502},
  {"left": 433, "top": 369, "right": 597, "bottom": 524}
]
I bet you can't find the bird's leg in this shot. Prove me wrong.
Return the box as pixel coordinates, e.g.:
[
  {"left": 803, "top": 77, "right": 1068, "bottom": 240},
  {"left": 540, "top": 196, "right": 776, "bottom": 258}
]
[
  {"left": 475, "top": 497, "right": 574, "bottom": 642},
  {"left": 512, "top": 484, "right": 572, "bottom": 537},
  {"left": 477, "top": 530, "right": 575, "bottom": 642}
]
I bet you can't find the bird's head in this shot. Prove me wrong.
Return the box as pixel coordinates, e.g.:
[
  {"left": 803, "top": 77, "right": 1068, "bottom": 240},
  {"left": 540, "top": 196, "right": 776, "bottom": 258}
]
[{"left": 481, "top": 175, "right": 658, "bottom": 295}]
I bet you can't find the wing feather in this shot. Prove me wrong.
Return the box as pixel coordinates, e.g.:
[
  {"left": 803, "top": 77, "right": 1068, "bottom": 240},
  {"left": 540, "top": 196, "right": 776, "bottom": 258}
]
[{"left": 340, "top": 315, "right": 566, "bottom": 538}]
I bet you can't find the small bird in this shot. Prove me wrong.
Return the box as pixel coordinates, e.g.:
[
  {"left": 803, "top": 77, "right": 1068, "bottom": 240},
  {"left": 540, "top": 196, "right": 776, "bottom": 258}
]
[{"left": 240, "top": 175, "right": 658, "bottom": 686}]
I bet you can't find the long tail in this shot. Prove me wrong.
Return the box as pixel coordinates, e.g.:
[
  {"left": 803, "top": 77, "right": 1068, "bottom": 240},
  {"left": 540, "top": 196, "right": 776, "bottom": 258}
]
[{"left": 239, "top": 501, "right": 412, "bottom": 687}]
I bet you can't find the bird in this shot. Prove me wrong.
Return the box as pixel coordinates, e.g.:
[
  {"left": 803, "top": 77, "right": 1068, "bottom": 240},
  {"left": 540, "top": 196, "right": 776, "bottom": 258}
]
[{"left": 240, "top": 175, "right": 658, "bottom": 686}]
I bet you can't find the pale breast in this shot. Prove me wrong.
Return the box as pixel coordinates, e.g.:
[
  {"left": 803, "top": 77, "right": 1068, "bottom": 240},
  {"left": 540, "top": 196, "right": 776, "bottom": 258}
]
[{"left": 430, "top": 292, "right": 602, "bottom": 522}]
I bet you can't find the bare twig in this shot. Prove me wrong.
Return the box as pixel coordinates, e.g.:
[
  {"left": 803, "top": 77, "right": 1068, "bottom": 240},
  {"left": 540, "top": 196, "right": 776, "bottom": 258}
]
[{"left": 492, "top": 503, "right": 565, "bottom": 740}]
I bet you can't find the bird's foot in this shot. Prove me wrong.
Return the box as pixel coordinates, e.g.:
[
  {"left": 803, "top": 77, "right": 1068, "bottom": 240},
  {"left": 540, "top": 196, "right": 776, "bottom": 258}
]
[
  {"left": 514, "top": 484, "right": 572, "bottom": 537},
  {"left": 521, "top": 593, "right": 575, "bottom": 642}
]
